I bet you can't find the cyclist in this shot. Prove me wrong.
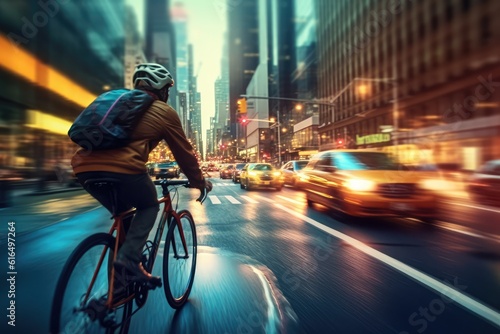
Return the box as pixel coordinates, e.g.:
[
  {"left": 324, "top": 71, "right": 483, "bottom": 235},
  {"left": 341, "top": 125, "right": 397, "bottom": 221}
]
[{"left": 71, "top": 63, "right": 212, "bottom": 284}]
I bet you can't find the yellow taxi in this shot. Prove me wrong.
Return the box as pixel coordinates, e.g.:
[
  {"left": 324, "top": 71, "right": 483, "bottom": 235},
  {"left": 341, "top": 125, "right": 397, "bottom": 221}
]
[
  {"left": 240, "top": 163, "right": 284, "bottom": 191},
  {"left": 300, "top": 150, "right": 438, "bottom": 223}
]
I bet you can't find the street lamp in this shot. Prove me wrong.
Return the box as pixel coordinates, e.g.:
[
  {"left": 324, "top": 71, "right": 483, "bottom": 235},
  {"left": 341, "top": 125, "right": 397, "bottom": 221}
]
[{"left": 270, "top": 112, "right": 281, "bottom": 166}]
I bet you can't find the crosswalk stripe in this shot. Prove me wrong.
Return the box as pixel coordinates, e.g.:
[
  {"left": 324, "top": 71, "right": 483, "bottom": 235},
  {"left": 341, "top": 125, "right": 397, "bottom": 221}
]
[
  {"left": 208, "top": 195, "right": 221, "bottom": 204},
  {"left": 206, "top": 195, "right": 260, "bottom": 204},
  {"left": 240, "top": 196, "right": 259, "bottom": 203},
  {"left": 225, "top": 196, "right": 241, "bottom": 204}
]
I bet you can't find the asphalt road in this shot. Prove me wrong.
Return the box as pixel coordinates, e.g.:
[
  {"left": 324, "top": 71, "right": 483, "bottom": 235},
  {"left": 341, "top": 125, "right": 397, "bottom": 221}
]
[{"left": 1, "top": 174, "right": 499, "bottom": 333}]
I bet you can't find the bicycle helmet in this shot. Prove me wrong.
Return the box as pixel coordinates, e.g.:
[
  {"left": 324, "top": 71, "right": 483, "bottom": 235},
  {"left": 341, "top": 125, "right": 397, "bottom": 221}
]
[{"left": 133, "top": 63, "right": 174, "bottom": 90}]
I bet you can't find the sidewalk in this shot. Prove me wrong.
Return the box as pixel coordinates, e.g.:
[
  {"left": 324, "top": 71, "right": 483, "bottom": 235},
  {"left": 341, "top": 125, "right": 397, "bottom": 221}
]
[
  {"left": 3, "top": 179, "right": 83, "bottom": 203},
  {"left": 0, "top": 180, "right": 93, "bottom": 239}
]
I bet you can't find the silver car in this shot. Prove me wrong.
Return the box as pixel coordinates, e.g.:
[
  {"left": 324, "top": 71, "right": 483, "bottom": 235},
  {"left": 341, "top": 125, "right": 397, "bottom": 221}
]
[{"left": 280, "top": 160, "right": 309, "bottom": 188}]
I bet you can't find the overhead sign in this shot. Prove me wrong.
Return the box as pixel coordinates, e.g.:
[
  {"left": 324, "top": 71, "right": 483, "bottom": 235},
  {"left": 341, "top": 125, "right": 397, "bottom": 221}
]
[{"left": 356, "top": 133, "right": 391, "bottom": 145}]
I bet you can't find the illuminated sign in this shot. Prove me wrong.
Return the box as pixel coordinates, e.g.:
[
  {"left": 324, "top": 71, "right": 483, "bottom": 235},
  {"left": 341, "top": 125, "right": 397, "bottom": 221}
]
[{"left": 356, "top": 133, "right": 391, "bottom": 145}]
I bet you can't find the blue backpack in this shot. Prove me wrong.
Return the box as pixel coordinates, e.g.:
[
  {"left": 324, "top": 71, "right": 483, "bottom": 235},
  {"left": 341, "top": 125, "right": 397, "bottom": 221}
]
[{"left": 68, "top": 89, "right": 155, "bottom": 151}]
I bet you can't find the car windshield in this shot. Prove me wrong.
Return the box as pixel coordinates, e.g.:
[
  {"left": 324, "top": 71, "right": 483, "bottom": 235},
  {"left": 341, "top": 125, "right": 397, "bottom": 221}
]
[
  {"left": 235, "top": 163, "right": 246, "bottom": 170},
  {"left": 334, "top": 152, "right": 400, "bottom": 170},
  {"left": 295, "top": 161, "right": 309, "bottom": 170},
  {"left": 251, "top": 164, "right": 274, "bottom": 171}
]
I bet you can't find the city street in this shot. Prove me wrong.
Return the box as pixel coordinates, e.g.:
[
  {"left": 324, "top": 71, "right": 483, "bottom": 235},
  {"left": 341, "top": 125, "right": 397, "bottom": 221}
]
[
  {"left": 2, "top": 1, "right": 500, "bottom": 333},
  {"left": 1, "top": 173, "right": 499, "bottom": 333}
]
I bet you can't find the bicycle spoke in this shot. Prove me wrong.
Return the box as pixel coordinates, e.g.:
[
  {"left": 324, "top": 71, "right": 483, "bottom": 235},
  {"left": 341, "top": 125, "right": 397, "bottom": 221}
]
[{"left": 51, "top": 234, "right": 133, "bottom": 334}]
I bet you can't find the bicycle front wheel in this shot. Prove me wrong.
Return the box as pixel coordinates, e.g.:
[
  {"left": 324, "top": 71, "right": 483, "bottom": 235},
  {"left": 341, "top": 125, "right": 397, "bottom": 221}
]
[
  {"left": 162, "top": 210, "right": 197, "bottom": 309},
  {"left": 50, "top": 233, "right": 133, "bottom": 334}
]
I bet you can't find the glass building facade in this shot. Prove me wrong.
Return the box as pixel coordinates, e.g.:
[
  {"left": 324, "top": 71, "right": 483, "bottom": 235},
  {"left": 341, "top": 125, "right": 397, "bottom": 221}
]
[
  {"left": 316, "top": 0, "right": 500, "bottom": 169},
  {"left": 0, "top": 0, "right": 126, "bottom": 179}
]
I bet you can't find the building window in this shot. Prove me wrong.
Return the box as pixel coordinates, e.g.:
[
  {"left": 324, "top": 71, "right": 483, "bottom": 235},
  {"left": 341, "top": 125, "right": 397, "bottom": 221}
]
[
  {"left": 445, "top": 1, "right": 454, "bottom": 22},
  {"left": 431, "top": 14, "right": 439, "bottom": 30},
  {"left": 480, "top": 16, "right": 491, "bottom": 42},
  {"left": 462, "top": 0, "right": 471, "bottom": 12},
  {"left": 418, "top": 21, "right": 426, "bottom": 39}
]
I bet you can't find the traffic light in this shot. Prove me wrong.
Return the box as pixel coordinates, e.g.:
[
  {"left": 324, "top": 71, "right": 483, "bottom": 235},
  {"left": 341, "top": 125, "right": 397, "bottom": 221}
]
[
  {"left": 237, "top": 98, "right": 247, "bottom": 114},
  {"left": 240, "top": 116, "right": 248, "bottom": 124}
]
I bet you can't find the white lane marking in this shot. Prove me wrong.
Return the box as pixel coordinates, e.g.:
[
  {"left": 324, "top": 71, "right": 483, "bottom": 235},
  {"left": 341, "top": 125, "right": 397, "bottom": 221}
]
[
  {"left": 240, "top": 196, "right": 259, "bottom": 204},
  {"left": 208, "top": 195, "right": 221, "bottom": 204},
  {"left": 271, "top": 202, "right": 500, "bottom": 328},
  {"left": 250, "top": 265, "right": 281, "bottom": 334},
  {"left": 225, "top": 196, "right": 241, "bottom": 204}
]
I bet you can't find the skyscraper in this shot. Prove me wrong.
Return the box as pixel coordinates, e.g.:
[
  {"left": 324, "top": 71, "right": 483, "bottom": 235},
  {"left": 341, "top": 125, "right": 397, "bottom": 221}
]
[
  {"left": 316, "top": 0, "right": 500, "bottom": 168},
  {"left": 145, "top": 0, "right": 177, "bottom": 109},
  {"left": 171, "top": 1, "right": 189, "bottom": 94},
  {"left": 228, "top": 0, "right": 259, "bottom": 128}
]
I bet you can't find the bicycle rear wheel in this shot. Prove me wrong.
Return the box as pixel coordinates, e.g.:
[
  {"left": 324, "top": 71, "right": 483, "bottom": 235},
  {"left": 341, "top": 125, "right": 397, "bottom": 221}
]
[
  {"left": 50, "top": 233, "right": 133, "bottom": 334},
  {"left": 162, "top": 210, "right": 197, "bottom": 309}
]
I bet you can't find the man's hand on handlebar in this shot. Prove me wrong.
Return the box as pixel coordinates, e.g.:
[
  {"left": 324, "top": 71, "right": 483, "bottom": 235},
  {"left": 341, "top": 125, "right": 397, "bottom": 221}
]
[
  {"left": 203, "top": 179, "right": 213, "bottom": 192},
  {"left": 196, "top": 179, "right": 212, "bottom": 203}
]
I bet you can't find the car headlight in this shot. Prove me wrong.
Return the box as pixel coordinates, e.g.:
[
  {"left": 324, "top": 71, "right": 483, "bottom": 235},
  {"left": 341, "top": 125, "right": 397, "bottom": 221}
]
[
  {"left": 419, "top": 178, "right": 452, "bottom": 191},
  {"left": 299, "top": 174, "right": 310, "bottom": 182},
  {"left": 248, "top": 171, "right": 258, "bottom": 177},
  {"left": 344, "top": 179, "right": 377, "bottom": 192},
  {"left": 273, "top": 171, "right": 281, "bottom": 177}
]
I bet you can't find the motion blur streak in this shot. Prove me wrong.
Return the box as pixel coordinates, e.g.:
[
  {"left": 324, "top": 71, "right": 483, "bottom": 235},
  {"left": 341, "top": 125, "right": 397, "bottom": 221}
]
[
  {"left": 433, "top": 220, "right": 500, "bottom": 244},
  {"left": 0, "top": 35, "right": 96, "bottom": 107},
  {"left": 272, "top": 202, "right": 500, "bottom": 329},
  {"left": 26, "top": 109, "right": 73, "bottom": 135}
]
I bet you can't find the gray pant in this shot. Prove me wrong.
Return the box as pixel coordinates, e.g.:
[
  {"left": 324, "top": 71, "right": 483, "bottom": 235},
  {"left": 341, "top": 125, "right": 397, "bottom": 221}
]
[{"left": 77, "top": 171, "right": 159, "bottom": 263}]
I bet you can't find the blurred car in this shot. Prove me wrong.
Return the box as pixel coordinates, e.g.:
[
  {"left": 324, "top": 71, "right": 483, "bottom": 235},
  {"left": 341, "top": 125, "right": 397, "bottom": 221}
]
[
  {"left": 280, "top": 160, "right": 309, "bottom": 188},
  {"left": 208, "top": 163, "right": 219, "bottom": 172},
  {"left": 232, "top": 163, "right": 247, "bottom": 183},
  {"left": 467, "top": 159, "right": 500, "bottom": 204},
  {"left": 436, "top": 162, "right": 463, "bottom": 181},
  {"left": 300, "top": 150, "right": 438, "bottom": 223},
  {"left": 153, "top": 161, "right": 180, "bottom": 179},
  {"left": 240, "top": 163, "right": 284, "bottom": 191},
  {"left": 219, "top": 164, "right": 234, "bottom": 179}
]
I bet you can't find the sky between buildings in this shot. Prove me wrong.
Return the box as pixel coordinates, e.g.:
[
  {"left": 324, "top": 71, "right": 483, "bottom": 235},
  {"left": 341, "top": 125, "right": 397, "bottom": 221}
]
[{"left": 126, "top": 0, "right": 227, "bottom": 144}]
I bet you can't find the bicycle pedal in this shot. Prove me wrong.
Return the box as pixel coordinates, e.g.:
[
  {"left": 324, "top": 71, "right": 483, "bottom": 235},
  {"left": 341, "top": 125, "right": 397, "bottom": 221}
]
[
  {"left": 147, "top": 277, "right": 162, "bottom": 289},
  {"left": 101, "top": 312, "right": 117, "bottom": 328}
]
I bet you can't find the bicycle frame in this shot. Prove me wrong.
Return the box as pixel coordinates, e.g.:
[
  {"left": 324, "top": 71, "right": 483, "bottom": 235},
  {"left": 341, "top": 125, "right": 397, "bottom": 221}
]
[{"left": 83, "top": 183, "right": 188, "bottom": 309}]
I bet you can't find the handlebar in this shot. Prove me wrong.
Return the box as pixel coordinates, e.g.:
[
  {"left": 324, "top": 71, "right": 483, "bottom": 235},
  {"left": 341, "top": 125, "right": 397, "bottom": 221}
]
[{"left": 154, "top": 179, "right": 208, "bottom": 204}]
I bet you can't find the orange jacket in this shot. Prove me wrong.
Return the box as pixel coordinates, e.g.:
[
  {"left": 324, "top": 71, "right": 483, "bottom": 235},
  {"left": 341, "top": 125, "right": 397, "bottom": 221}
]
[{"left": 71, "top": 100, "right": 205, "bottom": 189}]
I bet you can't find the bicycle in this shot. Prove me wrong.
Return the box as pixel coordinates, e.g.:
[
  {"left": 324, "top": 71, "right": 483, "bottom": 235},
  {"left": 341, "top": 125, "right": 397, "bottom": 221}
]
[{"left": 49, "top": 178, "right": 207, "bottom": 334}]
